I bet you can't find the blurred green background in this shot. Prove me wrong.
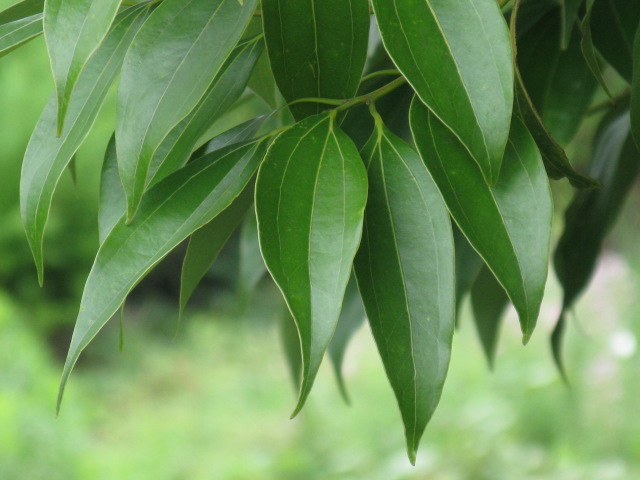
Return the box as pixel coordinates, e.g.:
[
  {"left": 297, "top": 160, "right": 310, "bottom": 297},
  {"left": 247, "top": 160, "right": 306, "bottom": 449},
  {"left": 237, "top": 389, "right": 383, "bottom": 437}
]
[{"left": 1, "top": 5, "right": 640, "bottom": 479}]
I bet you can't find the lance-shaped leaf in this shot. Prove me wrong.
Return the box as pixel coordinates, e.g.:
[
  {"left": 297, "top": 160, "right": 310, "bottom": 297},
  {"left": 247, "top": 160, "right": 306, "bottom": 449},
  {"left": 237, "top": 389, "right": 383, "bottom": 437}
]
[
  {"left": 44, "top": 0, "right": 121, "bottom": 133},
  {"left": 58, "top": 139, "right": 269, "bottom": 411},
  {"left": 0, "top": 0, "right": 43, "bottom": 58},
  {"left": 454, "top": 226, "right": 483, "bottom": 312},
  {"left": 471, "top": 266, "right": 509, "bottom": 368},
  {"left": 580, "top": 0, "right": 614, "bottom": 100},
  {"left": 561, "top": 0, "right": 584, "bottom": 50},
  {"left": 554, "top": 111, "right": 640, "bottom": 371},
  {"left": 372, "top": 0, "right": 513, "bottom": 185},
  {"left": 631, "top": 25, "right": 640, "bottom": 149},
  {"left": 98, "top": 135, "right": 125, "bottom": 244},
  {"left": 589, "top": 0, "right": 639, "bottom": 82},
  {"left": 353, "top": 120, "right": 454, "bottom": 464},
  {"left": 116, "top": 0, "right": 257, "bottom": 221},
  {"left": 518, "top": 10, "right": 596, "bottom": 146},
  {"left": 280, "top": 308, "right": 302, "bottom": 391},
  {"left": 327, "top": 276, "right": 365, "bottom": 404},
  {"left": 21, "top": 6, "right": 149, "bottom": 284},
  {"left": 147, "top": 35, "right": 264, "bottom": 187},
  {"left": 411, "top": 98, "right": 552, "bottom": 342},
  {"left": 262, "top": 0, "right": 369, "bottom": 120},
  {"left": 256, "top": 113, "right": 368, "bottom": 416}
]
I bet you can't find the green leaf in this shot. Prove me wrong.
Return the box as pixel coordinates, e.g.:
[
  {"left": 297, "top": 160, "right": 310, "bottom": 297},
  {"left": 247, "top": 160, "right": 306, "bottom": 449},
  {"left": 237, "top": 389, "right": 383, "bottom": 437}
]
[
  {"left": 280, "top": 308, "right": 302, "bottom": 392},
  {"left": 116, "top": 0, "right": 257, "bottom": 221},
  {"left": 0, "top": 0, "right": 43, "bottom": 24},
  {"left": 518, "top": 9, "right": 597, "bottom": 146},
  {"left": 470, "top": 266, "right": 509, "bottom": 368},
  {"left": 248, "top": 48, "right": 280, "bottom": 109},
  {"left": 410, "top": 98, "right": 552, "bottom": 343},
  {"left": 631, "top": 24, "right": 640, "bottom": 149},
  {"left": 580, "top": 0, "right": 615, "bottom": 100},
  {"left": 589, "top": 0, "right": 639, "bottom": 82},
  {"left": 327, "top": 276, "right": 365, "bottom": 404},
  {"left": 98, "top": 135, "right": 125, "bottom": 245},
  {"left": 262, "top": 0, "right": 369, "bottom": 120},
  {"left": 196, "top": 116, "right": 267, "bottom": 157},
  {"left": 57, "top": 139, "right": 269, "bottom": 412},
  {"left": 454, "top": 226, "right": 483, "bottom": 312},
  {"left": 256, "top": 113, "right": 368, "bottom": 416},
  {"left": 238, "top": 210, "right": 266, "bottom": 298},
  {"left": 0, "top": 12, "right": 42, "bottom": 58},
  {"left": 21, "top": 5, "right": 149, "bottom": 285},
  {"left": 44, "top": 0, "right": 121, "bottom": 133},
  {"left": 561, "top": 0, "right": 584, "bottom": 50},
  {"left": 148, "top": 34, "right": 264, "bottom": 187},
  {"left": 354, "top": 120, "right": 454, "bottom": 463},
  {"left": 372, "top": 0, "right": 514, "bottom": 185}
]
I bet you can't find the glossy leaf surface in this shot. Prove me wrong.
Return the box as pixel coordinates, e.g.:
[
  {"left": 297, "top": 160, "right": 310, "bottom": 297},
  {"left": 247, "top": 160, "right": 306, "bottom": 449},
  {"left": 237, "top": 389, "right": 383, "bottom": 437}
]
[
  {"left": 411, "top": 99, "right": 552, "bottom": 342},
  {"left": 372, "top": 0, "right": 514, "bottom": 184},
  {"left": 354, "top": 122, "right": 454, "bottom": 464},
  {"left": 58, "top": 139, "right": 268, "bottom": 411},
  {"left": 44, "top": 0, "right": 121, "bottom": 132},
  {"left": 21, "top": 6, "right": 148, "bottom": 284},
  {"left": 256, "top": 113, "right": 367, "bottom": 415},
  {"left": 116, "top": 0, "right": 257, "bottom": 220},
  {"left": 262, "top": 0, "right": 369, "bottom": 119}
]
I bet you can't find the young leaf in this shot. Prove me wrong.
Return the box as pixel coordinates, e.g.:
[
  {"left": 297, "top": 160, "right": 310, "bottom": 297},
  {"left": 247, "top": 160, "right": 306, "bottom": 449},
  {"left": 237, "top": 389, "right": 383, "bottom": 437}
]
[
  {"left": 0, "top": 12, "right": 42, "bottom": 58},
  {"left": 411, "top": 99, "right": 552, "bottom": 343},
  {"left": 255, "top": 113, "right": 368, "bottom": 416},
  {"left": 43, "top": 0, "right": 121, "bottom": 133},
  {"left": 58, "top": 139, "right": 269, "bottom": 411},
  {"left": 354, "top": 120, "right": 455, "bottom": 464},
  {"left": 470, "top": 266, "right": 509, "bottom": 368},
  {"left": 116, "top": 0, "right": 257, "bottom": 221},
  {"left": 147, "top": 35, "right": 264, "bottom": 187},
  {"left": 21, "top": 5, "right": 149, "bottom": 284},
  {"left": 262, "top": 0, "right": 370, "bottom": 120},
  {"left": 372, "top": 0, "right": 514, "bottom": 185},
  {"left": 327, "top": 276, "right": 365, "bottom": 404}
]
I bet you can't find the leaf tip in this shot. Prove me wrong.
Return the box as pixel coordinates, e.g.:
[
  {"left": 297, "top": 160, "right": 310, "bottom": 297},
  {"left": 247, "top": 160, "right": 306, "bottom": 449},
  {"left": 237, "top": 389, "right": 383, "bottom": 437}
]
[{"left": 407, "top": 445, "right": 417, "bottom": 466}]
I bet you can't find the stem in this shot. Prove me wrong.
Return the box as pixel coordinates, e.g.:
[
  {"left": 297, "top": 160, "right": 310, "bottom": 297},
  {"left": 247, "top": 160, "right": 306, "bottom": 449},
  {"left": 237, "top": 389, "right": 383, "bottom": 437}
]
[
  {"left": 361, "top": 69, "right": 402, "bottom": 83},
  {"left": 335, "top": 76, "right": 407, "bottom": 112}
]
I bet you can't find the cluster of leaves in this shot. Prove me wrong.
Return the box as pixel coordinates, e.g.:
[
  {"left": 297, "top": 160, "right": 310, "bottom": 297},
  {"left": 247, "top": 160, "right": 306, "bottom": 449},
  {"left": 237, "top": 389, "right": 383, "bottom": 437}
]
[{"left": 4, "top": 0, "right": 640, "bottom": 463}]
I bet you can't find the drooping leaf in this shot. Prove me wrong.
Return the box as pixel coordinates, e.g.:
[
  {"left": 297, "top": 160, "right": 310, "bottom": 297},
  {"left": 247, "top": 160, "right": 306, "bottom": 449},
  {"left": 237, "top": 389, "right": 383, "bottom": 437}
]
[
  {"left": 589, "top": 0, "right": 640, "bottom": 82},
  {"left": 262, "top": 0, "right": 370, "bottom": 120},
  {"left": 98, "top": 135, "right": 124, "bottom": 245},
  {"left": 58, "top": 139, "right": 269, "bottom": 411},
  {"left": 116, "top": 0, "right": 257, "bottom": 221},
  {"left": 518, "top": 9, "right": 597, "bottom": 146},
  {"left": 411, "top": 98, "right": 552, "bottom": 343},
  {"left": 21, "top": 5, "right": 149, "bottom": 284},
  {"left": 553, "top": 110, "right": 640, "bottom": 371},
  {"left": 43, "top": 0, "right": 121, "bottom": 133},
  {"left": 256, "top": 113, "right": 368, "bottom": 416},
  {"left": 327, "top": 276, "right": 365, "bottom": 404},
  {"left": 580, "top": 0, "right": 615, "bottom": 100},
  {"left": 0, "top": 0, "right": 45, "bottom": 57},
  {"left": 354, "top": 120, "right": 454, "bottom": 463},
  {"left": 372, "top": 0, "right": 514, "bottom": 185},
  {"left": 280, "top": 308, "right": 302, "bottom": 391},
  {"left": 148, "top": 35, "right": 264, "bottom": 187},
  {"left": 238, "top": 210, "right": 266, "bottom": 298},
  {"left": 470, "top": 266, "right": 509, "bottom": 368},
  {"left": 561, "top": 0, "right": 584, "bottom": 50},
  {"left": 454, "top": 226, "right": 483, "bottom": 312}
]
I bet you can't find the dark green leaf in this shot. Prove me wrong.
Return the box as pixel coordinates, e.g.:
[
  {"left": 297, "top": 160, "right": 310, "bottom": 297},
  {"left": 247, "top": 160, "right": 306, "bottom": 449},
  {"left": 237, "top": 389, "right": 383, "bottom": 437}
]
[
  {"left": 354, "top": 120, "right": 454, "bottom": 463},
  {"left": 256, "top": 113, "right": 368, "bottom": 416},
  {"left": 372, "top": 0, "right": 514, "bottom": 185},
  {"left": 470, "top": 266, "right": 509, "bottom": 368},
  {"left": 561, "top": 0, "right": 584, "bottom": 50},
  {"left": 280, "top": 308, "right": 302, "bottom": 392},
  {"left": 411, "top": 99, "right": 552, "bottom": 342},
  {"left": 0, "top": 0, "right": 43, "bottom": 24},
  {"left": 58, "top": 139, "right": 269, "bottom": 412},
  {"left": 116, "top": 0, "right": 257, "bottom": 221},
  {"left": 44, "top": 0, "right": 121, "bottom": 133},
  {"left": 21, "top": 6, "right": 149, "bottom": 284},
  {"left": 98, "top": 135, "right": 125, "bottom": 245},
  {"left": 327, "top": 276, "right": 365, "bottom": 404},
  {"left": 148, "top": 35, "right": 264, "bottom": 187},
  {"left": 580, "top": 0, "right": 615, "bottom": 99},
  {"left": 262, "top": 0, "right": 369, "bottom": 119},
  {"left": 454, "top": 226, "right": 483, "bottom": 312}
]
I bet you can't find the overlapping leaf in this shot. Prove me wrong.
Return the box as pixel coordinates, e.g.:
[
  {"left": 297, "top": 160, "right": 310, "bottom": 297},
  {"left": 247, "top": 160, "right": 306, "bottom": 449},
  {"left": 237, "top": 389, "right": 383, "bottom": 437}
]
[
  {"left": 354, "top": 120, "right": 454, "bottom": 463},
  {"left": 411, "top": 99, "right": 552, "bottom": 342},
  {"left": 0, "top": 0, "right": 43, "bottom": 58},
  {"left": 44, "top": 0, "right": 121, "bottom": 133},
  {"left": 262, "top": 0, "right": 369, "bottom": 120},
  {"left": 21, "top": 5, "right": 149, "bottom": 284},
  {"left": 98, "top": 135, "right": 125, "bottom": 244},
  {"left": 372, "top": 0, "right": 514, "bottom": 184},
  {"left": 256, "top": 113, "right": 367, "bottom": 415},
  {"left": 58, "top": 139, "right": 268, "bottom": 411},
  {"left": 116, "top": 0, "right": 257, "bottom": 221}
]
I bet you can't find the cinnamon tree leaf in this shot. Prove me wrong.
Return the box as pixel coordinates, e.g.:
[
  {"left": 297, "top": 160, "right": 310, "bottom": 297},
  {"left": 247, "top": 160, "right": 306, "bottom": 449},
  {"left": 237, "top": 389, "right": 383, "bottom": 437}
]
[
  {"left": 411, "top": 99, "right": 552, "bottom": 342},
  {"left": 256, "top": 113, "right": 367, "bottom": 416},
  {"left": 372, "top": 0, "right": 514, "bottom": 185},
  {"left": 43, "top": 0, "right": 121, "bottom": 133},
  {"left": 354, "top": 121, "right": 454, "bottom": 464},
  {"left": 116, "top": 0, "right": 257, "bottom": 221},
  {"left": 0, "top": 10, "right": 42, "bottom": 58},
  {"left": 58, "top": 139, "right": 268, "bottom": 412},
  {"left": 262, "top": 0, "right": 369, "bottom": 119}
]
